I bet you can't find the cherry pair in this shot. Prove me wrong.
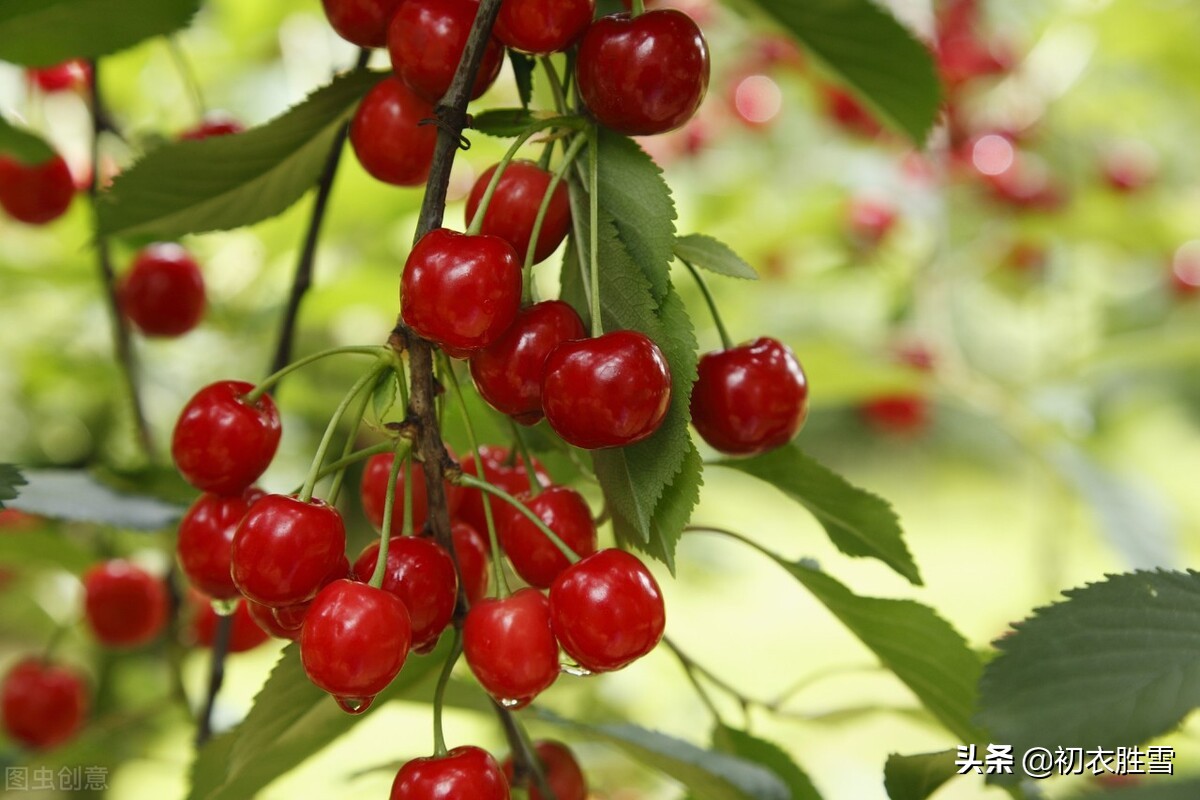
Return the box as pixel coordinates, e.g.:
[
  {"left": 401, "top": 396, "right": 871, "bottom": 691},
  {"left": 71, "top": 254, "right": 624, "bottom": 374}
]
[{"left": 391, "top": 740, "right": 587, "bottom": 800}]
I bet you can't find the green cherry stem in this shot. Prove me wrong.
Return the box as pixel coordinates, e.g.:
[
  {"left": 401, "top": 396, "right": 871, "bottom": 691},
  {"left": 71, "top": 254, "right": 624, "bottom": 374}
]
[
  {"left": 539, "top": 56, "right": 568, "bottom": 115},
  {"left": 524, "top": 133, "right": 586, "bottom": 273},
  {"left": 243, "top": 345, "right": 389, "bottom": 406},
  {"left": 679, "top": 258, "right": 734, "bottom": 350},
  {"left": 401, "top": 453, "right": 415, "bottom": 537},
  {"left": 587, "top": 124, "right": 602, "bottom": 337},
  {"left": 327, "top": 369, "right": 383, "bottom": 504},
  {"left": 507, "top": 419, "right": 542, "bottom": 498},
  {"left": 631, "top": 0, "right": 647, "bottom": 17},
  {"left": 369, "top": 446, "right": 406, "bottom": 590},
  {"left": 432, "top": 628, "right": 463, "bottom": 757},
  {"left": 299, "top": 362, "right": 387, "bottom": 503},
  {"left": 308, "top": 440, "right": 406, "bottom": 487},
  {"left": 457, "top": 474, "right": 580, "bottom": 565}
]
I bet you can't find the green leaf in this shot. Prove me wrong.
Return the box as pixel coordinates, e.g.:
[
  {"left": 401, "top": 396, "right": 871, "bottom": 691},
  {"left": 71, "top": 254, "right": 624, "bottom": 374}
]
[
  {"left": 674, "top": 234, "right": 758, "bottom": 280},
  {"left": 977, "top": 571, "right": 1200, "bottom": 758},
  {"left": 0, "top": 0, "right": 199, "bottom": 67},
  {"left": 471, "top": 108, "right": 537, "bottom": 137},
  {"left": 98, "top": 68, "right": 384, "bottom": 239},
  {"left": 1068, "top": 779, "right": 1200, "bottom": 800},
  {"left": 595, "top": 128, "right": 677, "bottom": 301},
  {"left": 713, "top": 444, "right": 921, "bottom": 585},
  {"left": 745, "top": 0, "right": 941, "bottom": 143},
  {"left": 0, "top": 464, "right": 27, "bottom": 509},
  {"left": 11, "top": 469, "right": 184, "bottom": 530},
  {"left": 535, "top": 710, "right": 789, "bottom": 800},
  {"left": 0, "top": 116, "right": 56, "bottom": 165},
  {"left": 371, "top": 369, "right": 399, "bottom": 424},
  {"left": 0, "top": 526, "right": 95, "bottom": 573},
  {"left": 713, "top": 725, "right": 822, "bottom": 800},
  {"left": 883, "top": 751, "right": 959, "bottom": 800},
  {"left": 509, "top": 51, "right": 535, "bottom": 109}
]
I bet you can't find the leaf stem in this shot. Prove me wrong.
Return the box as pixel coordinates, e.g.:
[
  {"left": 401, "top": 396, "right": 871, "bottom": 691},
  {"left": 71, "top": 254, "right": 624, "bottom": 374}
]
[
  {"left": 679, "top": 258, "right": 734, "bottom": 350},
  {"left": 458, "top": 474, "right": 580, "bottom": 564},
  {"left": 299, "top": 364, "right": 386, "bottom": 502},
  {"left": 662, "top": 636, "right": 728, "bottom": 726},
  {"left": 587, "top": 124, "right": 602, "bottom": 337},
  {"left": 370, "top": 447, "right": 406, "bottom": 589},
  {"left": 432, "top": 629, "right": 463, "bottom": 757}
]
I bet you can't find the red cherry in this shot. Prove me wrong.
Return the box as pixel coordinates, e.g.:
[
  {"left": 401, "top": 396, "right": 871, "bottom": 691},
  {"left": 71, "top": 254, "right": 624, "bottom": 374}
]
[
  {"left": 820, "top": 85, "right": 882, "bottom": 138},
  {"left": 450, "top": 521, "right": 491, "bottom": 604},
  {"left": 247, "top": 599, "right": 303, "bottom": 640},
  {"left": 1171, "top": 242, "right": 1200, "bottom": 297},
  {"left": 191, "top": 598, "right": 272, "bottom": 653},
  {"left": 401, "top": 228, "right": 523, "bottom": 357},
  {"left": 576, "top": 10, "right": 710, "bottom": 136},
  {"left": 391, "top": 745, "right": 510, "bottom": 800},
  {"left": 353, "top": 536, "right": 458, "bottom": 653},
  {"left": 690, "top": 337, "right": 808, "bottom": 456},
  {"left": 27, "top": 60, "right": 91, "bottom": 93},
  {"left": 387, "top": 0, "right": 505, "bottom": 103},
  {"left": 177, "top": 487, "right": 264, "bottom": 600},
  {"left": 82, "top": 560, "right": 169, "bottom": 647},
  {"left": 860, "top": 395, "right": 929, "bottom": 434},
  {"left": 231, "top": 495, "right": 347, "bottom": 607},
  {"left": 301, "top": 579, "right": 412, "bottom": 707},
  {"left": 0, "top": 509, "right": 39, "bottom": 530},
  {"left": 360, "top": 451, "right": 461, "bottom": 535},
  {"left": 350, "top": 76, "right": 438, "bottom": 187},
  {"left": 502, "top": 740, "right": 587, "bottom": 800},
  {"left": 1101, "top": 142, "right": 1158, "bottom": 193},
  {"left": 465, "top": 161, "right": 572, "bottom": 266},
  {"left": 494, "top": 0, "right": 594, "bottom": 53},
  {"left": 118, "top": 242, "right": 206, "bottom": 337},
  {"left": 846, "top": 197, "right": 897, "bottom": 248},
  {"left": 470, "top": 301, "right": 585, "bottom": 424},
  {"left": 549, "top": 549, "right": 664, "bottom": 672},
  {"left": 463, "top": 587, "right": 559, "bottom": 707},
  {"left": 498, "top": 487, "right": 596, "bottom": 589},
  {"left": 0, "top": 153, "right": 76, "bottom": 225},
  {"left": 179, "top": 112, "right": 245, "bottom": 141},
  {"left": 321, "top": 0, "right": 404, "bottom": 47},
  {"left": 172, "top": 380, "right": 282, "bottom": 496},
  {"left": 1, "top": 658, "right": 88, "bottom": 749},
  {"left": 541, "top": 331, "right": 672, "bottom": 449},
  {"left": 457, "top": 445, "right": 549, "bottom": 535}
]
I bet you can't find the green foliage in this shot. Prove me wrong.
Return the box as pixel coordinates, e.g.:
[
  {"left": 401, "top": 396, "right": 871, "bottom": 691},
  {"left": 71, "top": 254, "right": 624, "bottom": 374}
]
[
  {"left": 713, "top": 444, "right": 921, "bottom": 585},
  {"left": 97, "top": 68, "right": 385, "bottom": 239},
  {"left": 0, "top": 525, "right": 95, "bottom": 573},
  {"left": 0, "top": 0, "right": 200, "bottom": 66},
  {"left": 371, "top": 369, "right": 399, "bottom": 426},
  {"left": 0, "top": 117, "right": 56, "bottom": 165},
  {"left": 12, "top": 469, "right": 183, "bottom": 530},
  {"left": 674, "top": 234, "right": 759, "bottom": 280},
  {"left": 712, "top": 725, "right": 822, "bottom": 800},
  {"left": 1069, "top": 779, "right": 1200, "bottom": 800},
  {"left": 0, "top": 463, "right": 26, "bottom": 508},
  {"left": 471, "top": 109, "right": 537, "bottom": 137},
  {"left": 883, "top": 751, "right": 960, "bottom": 800},
  {"left": 508, "top": 52, "right": 535, "bottom": 110}
]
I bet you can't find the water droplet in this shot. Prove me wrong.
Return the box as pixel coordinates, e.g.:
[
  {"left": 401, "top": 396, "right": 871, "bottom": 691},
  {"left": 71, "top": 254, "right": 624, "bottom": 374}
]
[
  {"left": 498, "top": 697, "right": 522, "bottom": 709},
  {"left": 560, "top": 662, "right": 593, "bottom": 678},
  {"left": 210, "top": 597, "right": 239, "bottom": 617},
  {"left": 335, "top": 695, "right": 374, "bottom": 715}
]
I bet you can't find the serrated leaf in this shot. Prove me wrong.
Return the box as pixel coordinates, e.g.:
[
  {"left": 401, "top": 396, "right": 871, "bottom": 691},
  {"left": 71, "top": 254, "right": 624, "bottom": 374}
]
[
  {"left": 675, "top": 234, "right": 758, "bottom": 280},
  {"left": 713, "top": 444, "right": 920, "bottom": 585},
  {"left": 535, "top": 710, "right": 788, "bottom": 800},
  {"left": 0, "top": 464, "right": 27, "bottom": 508},
  {"left": 977, "top": 571, "right": 1200, "bottom": 761},
  {"left": 372, "top": 369, "right": 398, "bottom": 424},
  {"left": 0, "top": 116, "right": 56, "bottom": 165},
  {"left": 98, "top": 68, "right": 384, "bottom": 239},
  {"left": 10, "top": 469, "right": 184, "bottom": 530},
  {"left": 884, "top": 751, "right": 959, "bottom": 800},
  {"left": 0, "top": 0, "right": 201, "bottom": 66},
  {"left": 471, "top": 108, "right": 537, "bottom": 137},
  {"left": 713, "top": 725, "right": 822, "bottom": 800},
  {"left": 509, "top": 51, "right": 535, "bottom": 109},
  {"left": 746, "top": 0, "right": 940, "bottom": 143}
]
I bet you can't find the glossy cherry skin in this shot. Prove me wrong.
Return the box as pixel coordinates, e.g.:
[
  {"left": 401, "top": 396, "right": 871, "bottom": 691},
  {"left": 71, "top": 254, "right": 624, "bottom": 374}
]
[
  {"left": 0, "top": 153, "right": 76, "bottom": 225},
  {"left": 499, "top": 486, "right": 596, "bottom": 589},
  {"left": 172, "top": 380, "right": 281, "bottom": 496},
  {"left": 353, "top": 536, "right": 458, "bottom": 653},
  {"left": 247, "top": 599, "right": 303, "bottom": 640},
  {"left": 82, "top": 560, "right": 169, "bottom": 647},
  {"left": 191, "top": 598, "right": 272, "bottom": 653},
  {"left": 231, "top": 495, "right": 348, "bottom": 608},
  {"left": 502, "top": 740, "right": 587, "bottom": 800},
  {"left": 470, "top": 301, "right": 585, "bottom": 424},
  {"left": 463, "top": 587, "right": 559, "bottom": 707},
  {"left": 118, "top": 242, "right": 206, "bottom": 337},
  {"left": 576, "top": 10, "right": 710, "bottom": 136},
  {"left": 391, "top": 745, "right": 510, "bottom": 800},
  {"left": 690, "top": 338, "right": 809, "bottom": 456},
  {"left": 321, "top": 0, "right": 404, "bottom": 47},
  {"left": 494, "top": 0, "right": 594, "bottom": 53},
  {"left": 1, "top": 658, "right": 88, "bottom": 750},
  {"left": 465, "top": 161, "right": 572, "bottom": 266},
  {"left": 388, "top": 0, "right": 505, "bottom": 103},
  {"left": 360, "top": 451, "right": 461, "bottom": 535},
  {"left": 457, "top": 445, "right": 549, "bottom": 535},
  {"left": 350, "top": 76, "right": 438, "bottom": 186},
  {"left": 177, "top": 486, "right": 264, "bottom": 600},
  {"left": 443, "top": 521, "right": 490, "bottom": 604},
  {"left": 542, "top": 330, "right": 672, "bottom": 449},
  {"left": 550, "top": 549, "right": 665, "bottom": 672},
  {"left": 301, "top": 579, "right": 412, "bottom": 702},
  {"left": 27, "top": 59, "right": 91, "bottom": 93},
  {"left": 179, "top": 112, "right": 245, "bottom": 140},
  {"left": 401, "top": 228, "right": 523, "bottom": 357}
]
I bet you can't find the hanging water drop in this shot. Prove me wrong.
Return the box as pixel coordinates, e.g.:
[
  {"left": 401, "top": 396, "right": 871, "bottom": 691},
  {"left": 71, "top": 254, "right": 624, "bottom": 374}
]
[
  {"left": 210, "top": 597, "right": 239, "bottom": 617},
  {"left": 334, "top": 695, "right": 375, "bottom": 715}
]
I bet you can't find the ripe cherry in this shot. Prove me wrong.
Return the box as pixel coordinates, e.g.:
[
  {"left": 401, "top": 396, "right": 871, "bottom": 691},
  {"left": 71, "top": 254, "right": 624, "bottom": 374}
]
[
  {"left": 860, "top": 395, "right": 929, "bottom": 433},
  {"left": 360, "top": 451, "right": 461, "bottom": 535},
  {"left": 177, "top": 486, "right": 264, "bottom": 600},
  {"left": 172, "top": 380, "right": 281, "bottom": 496},
  {"left": 301, "top": 579, "right": 412, "bottom": 710},
  {"left": 550, "top": 549, "right": 664, "bottom": 672},
  {"left": 463, "top": 587, "right": 559, "bottom": 707},
  {"left": 499, "top": 486, "right": 596, "bottom": 589},
  {"left": 0, "top": 153, "right": 76, "bottom": 225},
  {"left": 387, "top": 0, "right": 505, "bottom": 103},
  {"left": 118, "top": 242, "right": 206, "bottom": 337},
  {"left": 231, "top": 495, "right": 347, "bottom": 608},
  {"left": 353, "top": 536, "right": 458, "bottom": 653},
  {"left": 470, "top": 301, "right": 585, "bottom": 424},
  {"left": 191, "top": 598, "right": 271, "bottom": 653},
  {"left": 457, "top": 445, "right": 549, "bottom": 535},
  {"left": 465, "top": 161, "right": 572, "bottom": 266},
  {"left": 690, "top": 338, "right": 808, "bottom": 456},
  {"left": 577, "top": 10, "right": 710, "bottom": 136},
  {"left": 82, "top": 560, "right": 169, "bottom": 647},
  {"left": 391, "top": 745, "right": 510, "bottom": 800},
  {"left": 179, "top": 112, "right": 244, "bottom": 141},
  {"left": 1, "top": 658, "right": 88, "bottom": 750},
  {"left": 247, "top": 599, "right": 303, "bottom": 640},
  {"left": 494, "top": 0, "right": 594, "bottom": 54},
  {"left": 321, "top": 0, "right": 404, "bottom": 47},
  {"left": 820, "top": 85, "right": 882, "bottom": 138},
  {"left": 542, "top": 330, "right": 672, "bottom": 449},
  {"left": 401, "top": 228, "right": 522, "bottom": 357},
  {"left": 502, "top": 740, "right": 587, "bottom": 800},
  {"left": 846, "top": 197, "right": 897, "bottom": 248},
  {"left": 350, "top": 76, "right": 438, "bottom": 187},
  {"left": 444, "top": 520, "right": 490, "bottom": 604},
  {"left": 27, "top": 60, "right": 91, "bottom": 93}
]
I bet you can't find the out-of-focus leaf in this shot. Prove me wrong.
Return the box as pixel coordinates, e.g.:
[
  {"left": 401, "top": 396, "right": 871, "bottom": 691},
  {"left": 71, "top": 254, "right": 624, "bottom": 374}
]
[
  {"left": 509, "top": 51, "right": 535, "bottom": 109},
  {"left": 712, "top": 725, "right": 822, "bottom": 800},
  {"left": 884, "top": 750, "right": 959, "bottom": 800},
  {"left": 0, "top": 117, "right": 56, "bottom": 165},
  {"left": 675, "top": 234, "right": 758, "bottom": 280},
  {"left": 0, "top": 464, "right": 27, "bottom": 508},
  {"left": 0, "top": 0, "right": 201, "bottom": 66},
  {"left": 11, "top": 469, "right": 184, "bottom": 530}
]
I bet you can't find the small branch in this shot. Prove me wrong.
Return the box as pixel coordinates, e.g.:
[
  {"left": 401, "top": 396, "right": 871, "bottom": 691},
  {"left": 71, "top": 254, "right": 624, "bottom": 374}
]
[
  {"left": 195, "top": 612, "right": 233, "bottom": 746},
  {"left": 493, "top": 703, "right": 556, "bottom": 800}
]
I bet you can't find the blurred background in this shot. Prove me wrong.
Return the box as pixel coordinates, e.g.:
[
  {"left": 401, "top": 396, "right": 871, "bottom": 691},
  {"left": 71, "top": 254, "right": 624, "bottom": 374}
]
[{"left": 2, "top": 0, "right": 1200, "bottom": 797}]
